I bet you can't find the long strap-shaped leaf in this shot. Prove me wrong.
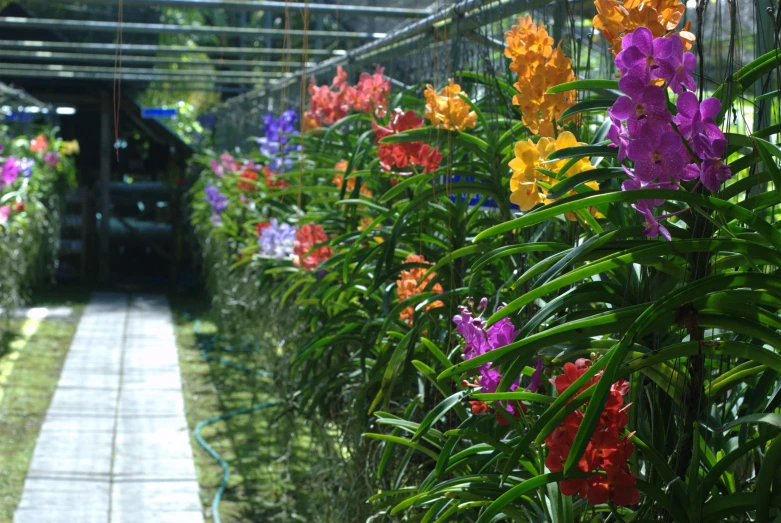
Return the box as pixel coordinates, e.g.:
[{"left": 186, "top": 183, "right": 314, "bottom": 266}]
[
  {"left": 563, "top": 273, "right": 781, "bottom": 476},
  {"left": 473, "top": 190, "right": 781, "bottom": 251},
  {"left": 484, "top": 237, "right": 781, "bottom": 327}
]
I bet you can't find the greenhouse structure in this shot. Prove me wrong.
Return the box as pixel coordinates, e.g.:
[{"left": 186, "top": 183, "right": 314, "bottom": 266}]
[{"left": 0, "top": 0, "right": 780, "bottom": 521}]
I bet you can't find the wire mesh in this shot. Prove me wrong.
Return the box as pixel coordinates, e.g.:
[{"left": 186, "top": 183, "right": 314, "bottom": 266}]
[{"left": 209, "top": 0, "right": 779, "bottom": 155}]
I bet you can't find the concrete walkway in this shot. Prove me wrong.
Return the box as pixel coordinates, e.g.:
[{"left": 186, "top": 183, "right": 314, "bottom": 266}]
[{"left": 14, "top": 293, "right": 204, "bottom": 523}]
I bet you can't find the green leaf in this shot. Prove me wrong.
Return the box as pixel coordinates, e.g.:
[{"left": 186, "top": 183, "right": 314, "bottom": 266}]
[
  {"left": 474, "top": 472, "right": 589, "bottom": 523},
  {"left": 720, "top": 413, "right": 781, "bottom": 432},
  {"left": 412, "top": 389, "right": 472, "bottom": 442},
  {"left": 559, "top": 98, "right": 616, "bottom": 120},
  {"left": 700, "top": 432, "right": 777, "bottom": 496},
  {"left": 471, "top": 243, "right": 568, "bottom": 274},
  {"left": 546, "top": 168, "right": 622, "bottom": 199},
  {"left": 546, "top": 79, "right": 620, "bottom": 94},
  {"left": 420, "top": 337, "right": 452, "bottom": 369},
  {"left": 369, "top": 327, "right": 418, "bottom": 413},
  {"left": 420, "top": 244, "right": 485, "bottom": 282},
  {"left": 473, "top": 190, "right": 781, "bottom": 251},
  {"left": 714, "top": 49, "right": 781, "bottom": 123},
  {"left": 363, "top": 433, "right": 440, "bottom": 461},
  {"left": 565, "top": 273, "right": 781, "bottom": 476}
]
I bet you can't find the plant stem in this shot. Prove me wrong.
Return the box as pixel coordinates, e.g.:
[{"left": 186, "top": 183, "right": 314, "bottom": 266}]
[{"left": 675, "top": 194, "right": 711, "bottom": 479}]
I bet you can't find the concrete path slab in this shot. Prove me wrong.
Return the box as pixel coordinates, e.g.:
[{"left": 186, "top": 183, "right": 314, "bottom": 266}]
[{"left": 14, "top": 293, "right": 204, "bottom": 523}]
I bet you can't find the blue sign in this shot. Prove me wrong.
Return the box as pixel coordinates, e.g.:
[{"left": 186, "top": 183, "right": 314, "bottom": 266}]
[
  {"left": 142, "top": 107, "right": 177, "bottom": 119},
  {"left": 5, "top": 112, "right": 34, "bottom": 122},
  {"left": 199, "top": 113, "right": 216, "bottom": 129},
  {"left": 445, "top": 174, "right": 500, "bottom": 211}
]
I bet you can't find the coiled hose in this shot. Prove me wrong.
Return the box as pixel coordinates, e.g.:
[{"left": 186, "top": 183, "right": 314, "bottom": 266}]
[{"left": 188, "top": 317, "right": 279, "bottom": 523}]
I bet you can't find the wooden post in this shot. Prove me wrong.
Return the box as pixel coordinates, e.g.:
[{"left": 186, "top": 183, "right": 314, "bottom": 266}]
[
  {"left": 170, "top": 184, "right": 180, "bottom": 294},
  {"left": 80, "top": 187, "right": 89, "bottom": 282},
  {"left": 99, "top": 92, "right": 112, "bottom": 283}
]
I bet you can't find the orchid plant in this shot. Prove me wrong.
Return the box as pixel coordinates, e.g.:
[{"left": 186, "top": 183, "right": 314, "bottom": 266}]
[
  {"left": 189, "top": 4, "right": 781, "bottom": 518},
  {"left": 0, "top": 127, "right": 77, "bottom": 316}
]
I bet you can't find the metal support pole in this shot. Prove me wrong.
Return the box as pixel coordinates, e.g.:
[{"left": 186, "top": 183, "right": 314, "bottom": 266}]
[
  {"left": 0, "top": 80, "right": 51, "bottom": 109},
  {"left": 0, "top": 16, "right": 385, "bottom": 39},
  {"left": 0, "top": 50, "right": 312, "bottom": 68},
  {"left": 0, "top": 62, "right": 285, "bottom": 79},
  {"left": 0, "top": 69, "right": 274, "bottom": 85},
  {"left": 51, "top": 0, "right": 431, "bottom": 17},
  {"left": 99, "top": 93, "right": 112, "bottom": 284},
  {"left": 0, "top": 39, "right": 336, "bottom": 56}
]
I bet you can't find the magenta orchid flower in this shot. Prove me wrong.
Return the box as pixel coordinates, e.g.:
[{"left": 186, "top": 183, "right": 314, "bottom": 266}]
[
  {"left": 2, "top": 156, "right": 21, "bottom": 185},
  {"left": 610, "top": 76, "right": 670, "bottom": 135},
  {"left": 610, "top": 28, "right": 733, "bottom": 239},
  {"left": 673, "top": 92, "right": 727, "bottom": 159},
  {"left": 487, "top": 317, "right": 520, "bottom": 350},
  {"left": 526, "top": 358, "right": 545, "bottom": 393},
  {"left": 632, "top": 204, "right": 672, "bottom": 241},
  {"left": 607, "top": 116, "right": 630, "bottom": 162},
  {"left": 209, "top": 159, "right": 225, "bottom": 177},
  {"left": 615, "top": 27, "right": 672, "bottom": 83},
  {"left": 621, "top": 166, "right": 672, "bottom": 211},
  {"left": 219, "top": 152, "right": 235, "bottom": 172},
  {"left": 654, "top": 35, "right": 696, "bottom": 93},
  {"left": 452, "top": 299, "right": 524, "bottom": 418},
  {"left": 627, "top": 126, "right": 685, "bottom": 183},
  {"left": 700, "top": 160, "right": 732, "bottom": 192}
]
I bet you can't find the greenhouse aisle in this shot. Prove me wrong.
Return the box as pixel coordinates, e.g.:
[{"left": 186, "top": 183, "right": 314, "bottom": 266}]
[{"left": 13, "top": 293, "right": 203, "bottom": 523}]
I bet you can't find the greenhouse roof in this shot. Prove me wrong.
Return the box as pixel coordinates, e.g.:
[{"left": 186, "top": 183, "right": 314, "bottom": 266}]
[
  {"left": 0, "top": 0, "right": 451, "bottom": 99},
  {"left": 0, "top": 0, "right": 542, "bottom": 118}
]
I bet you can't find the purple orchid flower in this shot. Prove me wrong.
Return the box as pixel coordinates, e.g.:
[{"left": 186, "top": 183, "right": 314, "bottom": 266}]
[
  {"left": 2, "top": 156, "right": 20, "bottom": 185},
  {"left": 526, "top": 358, "right": 545, "bottom": 393},
  {"left": 681, "top": 163, "right": 702, "bottom": 182},
  {"left": 487, "top": 317, "right": 520, "bottom": 351},
  {"left": 607, "top": 116, "right": 630, "bottom": 162},
  {"left": 700, "top": 160, "right": 732, "bottom": 192},
  {"left": 204, "top": 184, "right": 228, "bottom": 214},
  {"left": 627, "top": 126, "right": 685, "bottom": 183},
  {"left": 258, "top": 109, "right": 301, "bottom": 174},
  {"left": 620, "top": 165, "right": 672, "bottom": 212},
  {"left": 453, "top": 305, "right": 490, "bottom": 360},
  {"left": 219, "top": 153, "right": 235, "bottom": 172},
  {"left": 452, "top": 298, "right": 524, "bottom": 416},
  {"left": 610, "top": 28, "right": 733, "bottom": 239},
  {"left": 632, "top": 204, "right": 672, "bottom": 241},
  {"left": 44, "top": 151, "right": 61, "bottom": 168},
  {"left": 209, "top": 159, "right": 225, "bottom": 177},
  {"left": 654, "top": 35, "right": 696, "bottom": 93},
  {"left": 20, "top": 158, "right": 34, "bottom": 178},
  {"left": 257, "top": 218, "right": 297, "bottom": 259},
  {"left": 610, "top": 76, "right": 670, "bottom": 135},
  {"left": 673, "top": 92, "right": 727, "bottom": 160},
  {"left": 615, "top": 27, "right": 672, "bottom": 83}
]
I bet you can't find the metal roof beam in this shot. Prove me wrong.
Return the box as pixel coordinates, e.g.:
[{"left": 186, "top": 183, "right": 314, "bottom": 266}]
[
  {"left": 0, "top": 16, "right": 386, "bottom": 39},
  {"left": 0, "top": 50, "right": 314, "bottom": 68},
  {"left": 0, "top": 69, "right": 270, "bottom": 85},
  {"left": 0, "top": 63, "right": 288, "bottom": 79},
  {"left": 0, "top": 40, "right": 338, "bottom": 56},
  {"left": 53, "top": 0, "right": 431, "bottom": 18},
  {"left": 0, "top": 81, "right": 52, "bottom": 109},
  {"left": 220, "top": 0, "right": 531, "bottom": 109}
]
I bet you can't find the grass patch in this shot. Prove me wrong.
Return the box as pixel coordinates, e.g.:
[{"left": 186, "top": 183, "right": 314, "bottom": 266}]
[
  {"left": 171, "top": 293, "right": 364, "bottom": 523},
  {"left": 0, "top": 286, "right": 89, "bottom": 522}
]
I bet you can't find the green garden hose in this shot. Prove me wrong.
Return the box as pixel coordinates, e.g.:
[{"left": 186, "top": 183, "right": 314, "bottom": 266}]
[
  {"left": 194, "top": 401, "right": 280, "bottom": 523},
  {"left": 188, "top": 315, "right": 278, "bottom": 523}
]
